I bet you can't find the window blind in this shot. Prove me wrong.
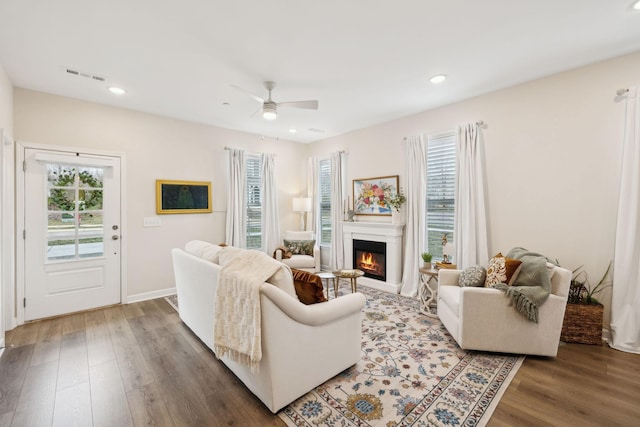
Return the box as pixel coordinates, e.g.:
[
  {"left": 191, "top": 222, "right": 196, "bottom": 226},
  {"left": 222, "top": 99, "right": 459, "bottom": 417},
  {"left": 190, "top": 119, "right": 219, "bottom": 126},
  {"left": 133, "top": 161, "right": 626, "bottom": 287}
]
[
  {"left": 426, "top": 132, "right": 456, "bottom": 259},
  {"left": 318, "top": 158, "right": 332, "bottom": 245},
  {"left": 246, "top": 154, "right": 262, "bottom": 249}
]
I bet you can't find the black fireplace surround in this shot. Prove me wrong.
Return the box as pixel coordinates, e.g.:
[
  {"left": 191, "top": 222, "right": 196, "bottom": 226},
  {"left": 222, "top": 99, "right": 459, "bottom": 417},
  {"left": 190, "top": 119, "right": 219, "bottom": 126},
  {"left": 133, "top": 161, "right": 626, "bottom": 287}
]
[{"left": 353, "top": 239, "right": 386, "bottom": 281}]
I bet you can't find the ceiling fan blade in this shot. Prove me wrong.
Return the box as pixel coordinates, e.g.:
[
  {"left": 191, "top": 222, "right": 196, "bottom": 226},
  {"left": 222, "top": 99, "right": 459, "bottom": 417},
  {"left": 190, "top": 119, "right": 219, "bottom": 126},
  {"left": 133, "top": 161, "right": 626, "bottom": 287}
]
[
  {"left": 277, "top": 100, "right": 318, "bottom": 110},
  {"left": 250, "top": 106, "right": 263, "bottom": 118},
  {"left": 231, "top": 84, "right": 264, "bottom": 103}
]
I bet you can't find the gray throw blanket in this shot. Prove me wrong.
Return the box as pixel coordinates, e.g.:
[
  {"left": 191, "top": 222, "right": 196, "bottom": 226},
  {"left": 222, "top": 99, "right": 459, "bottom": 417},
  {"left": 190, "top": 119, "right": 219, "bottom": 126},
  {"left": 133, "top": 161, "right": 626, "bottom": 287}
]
[{"left": 493, "top": 247, "right": 554, "bottom": 323}]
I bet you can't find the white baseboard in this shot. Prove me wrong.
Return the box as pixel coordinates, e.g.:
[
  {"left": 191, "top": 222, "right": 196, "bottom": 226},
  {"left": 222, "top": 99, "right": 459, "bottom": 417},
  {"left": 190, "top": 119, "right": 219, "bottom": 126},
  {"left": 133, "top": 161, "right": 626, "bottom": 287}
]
[
  {"left": 352, "top": 277, "right": 401, "bottom": 294},
  {"left": 126, "top": 287, "right": 176, "bottom": 304}
]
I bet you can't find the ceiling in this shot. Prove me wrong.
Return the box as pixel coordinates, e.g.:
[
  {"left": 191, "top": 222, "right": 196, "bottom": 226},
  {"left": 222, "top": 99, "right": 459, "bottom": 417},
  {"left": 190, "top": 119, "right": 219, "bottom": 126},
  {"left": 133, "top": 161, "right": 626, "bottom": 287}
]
[{"left": 1, "top": 1, "right": 639, "bottom": 143}]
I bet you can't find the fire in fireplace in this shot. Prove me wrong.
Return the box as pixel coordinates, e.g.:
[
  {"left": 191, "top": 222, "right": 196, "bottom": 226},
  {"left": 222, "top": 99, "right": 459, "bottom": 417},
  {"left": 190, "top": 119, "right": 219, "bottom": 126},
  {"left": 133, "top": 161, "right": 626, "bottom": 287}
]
[{"left": 353, "top": 239, "right": 386, "bottom": 281}]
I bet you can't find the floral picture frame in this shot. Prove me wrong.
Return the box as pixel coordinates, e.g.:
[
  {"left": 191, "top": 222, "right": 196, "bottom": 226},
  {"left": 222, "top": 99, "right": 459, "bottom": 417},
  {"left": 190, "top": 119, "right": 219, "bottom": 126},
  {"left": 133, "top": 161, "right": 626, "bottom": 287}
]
[{"left": 352, "top": 175, "right": 399, "bottom": 216}]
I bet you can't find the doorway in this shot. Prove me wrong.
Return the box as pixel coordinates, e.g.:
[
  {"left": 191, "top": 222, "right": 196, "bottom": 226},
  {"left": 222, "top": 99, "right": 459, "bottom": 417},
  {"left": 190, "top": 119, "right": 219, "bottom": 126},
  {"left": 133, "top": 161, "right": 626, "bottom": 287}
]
[{"left": 20, "top": 146, "right": 123, "bottom": 321}]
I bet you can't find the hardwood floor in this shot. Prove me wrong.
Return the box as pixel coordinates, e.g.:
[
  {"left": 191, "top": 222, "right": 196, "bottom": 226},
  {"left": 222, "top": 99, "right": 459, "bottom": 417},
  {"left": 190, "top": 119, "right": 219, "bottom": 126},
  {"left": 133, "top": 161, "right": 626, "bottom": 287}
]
[{"left": 1, "top": 298, "right": 638, "bottom": 426}]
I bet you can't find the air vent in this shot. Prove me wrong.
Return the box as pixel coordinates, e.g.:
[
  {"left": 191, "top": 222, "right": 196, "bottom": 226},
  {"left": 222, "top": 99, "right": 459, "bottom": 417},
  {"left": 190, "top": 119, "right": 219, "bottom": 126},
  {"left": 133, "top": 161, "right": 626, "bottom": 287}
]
[
  {"left": 307, "top": 128, "right": 325, "bottom": 133},
  {"left": 65, "top": 67, "right": 107, "bottom": 82}
]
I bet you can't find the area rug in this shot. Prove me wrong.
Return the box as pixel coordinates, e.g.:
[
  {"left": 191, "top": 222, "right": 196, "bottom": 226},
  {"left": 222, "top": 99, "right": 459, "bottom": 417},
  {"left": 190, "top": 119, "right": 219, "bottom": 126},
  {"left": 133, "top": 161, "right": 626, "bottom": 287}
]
[
  {"left": 278, "top": 285, "right": 523, "bottom": 427},
  {"left": 165, "top": 283, "right": 523, "bottom": 427}
]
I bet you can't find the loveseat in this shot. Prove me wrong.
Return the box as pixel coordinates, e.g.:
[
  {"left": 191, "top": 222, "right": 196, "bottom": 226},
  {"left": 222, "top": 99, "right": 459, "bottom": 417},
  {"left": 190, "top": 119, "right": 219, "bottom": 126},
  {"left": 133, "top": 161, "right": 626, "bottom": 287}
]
[
  {"left": 171, "top": 241, "right": 366, "bottom": 413},
  {"left": 437, "top": 262, "right": 571, "bottom": 357}
]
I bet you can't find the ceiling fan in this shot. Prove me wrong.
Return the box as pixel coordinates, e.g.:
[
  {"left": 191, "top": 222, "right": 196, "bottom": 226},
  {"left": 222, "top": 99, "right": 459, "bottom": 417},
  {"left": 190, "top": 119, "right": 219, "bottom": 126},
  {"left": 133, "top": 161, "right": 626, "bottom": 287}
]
[{"left": 232, "top": 81, "right": 318, "bottom": 120}]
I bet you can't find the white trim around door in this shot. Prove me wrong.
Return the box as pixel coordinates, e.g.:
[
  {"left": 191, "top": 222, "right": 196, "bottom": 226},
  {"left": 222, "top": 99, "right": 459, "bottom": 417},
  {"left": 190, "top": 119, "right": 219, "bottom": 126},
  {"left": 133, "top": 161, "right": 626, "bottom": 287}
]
[{"left": 15, "top": 141, "right": 127, "bottom": 325}]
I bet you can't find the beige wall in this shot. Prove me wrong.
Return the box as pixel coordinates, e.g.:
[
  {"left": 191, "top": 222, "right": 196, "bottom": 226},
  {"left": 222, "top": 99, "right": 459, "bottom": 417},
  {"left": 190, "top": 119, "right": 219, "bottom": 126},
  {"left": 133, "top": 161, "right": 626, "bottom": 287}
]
[
  {"left": 0, "top": 64, "right": 11, "bottom": 339},
  {"left": 14, "top": 89, "right": 307, "bottom": 299},
  {"left": 308, "top": 50, "right": 640, "bottom": 327},
  {"left": 0, "top": 64, "right": 12, "bottom": 134}
]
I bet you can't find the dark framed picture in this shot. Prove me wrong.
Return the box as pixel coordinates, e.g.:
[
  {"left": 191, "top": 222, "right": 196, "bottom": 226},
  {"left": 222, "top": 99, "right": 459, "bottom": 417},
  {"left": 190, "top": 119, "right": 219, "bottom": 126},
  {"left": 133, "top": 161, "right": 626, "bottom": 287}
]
[
  {"left": 352, "top": 175, "right": 399, "bottom": 216},
  {"left": 156, "top": 180, "right": 212, "bottom": 214}
]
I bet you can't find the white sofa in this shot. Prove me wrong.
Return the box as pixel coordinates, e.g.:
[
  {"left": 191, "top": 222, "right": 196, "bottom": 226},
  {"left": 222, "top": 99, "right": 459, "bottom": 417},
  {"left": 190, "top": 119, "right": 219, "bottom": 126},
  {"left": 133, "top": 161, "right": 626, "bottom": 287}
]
[
  {"left": 274, "top": 230, "right": 321, "bottom": 273},
  {"left": 171, "top": 241, "right": 366, "bottom": 413},
  {"left": 437, "top": 263, "right": 571, "bottom": 357}
]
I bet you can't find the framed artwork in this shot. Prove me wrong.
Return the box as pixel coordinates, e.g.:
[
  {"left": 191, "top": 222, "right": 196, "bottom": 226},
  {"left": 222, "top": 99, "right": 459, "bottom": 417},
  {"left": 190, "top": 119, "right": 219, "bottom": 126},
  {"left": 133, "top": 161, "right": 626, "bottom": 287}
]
[
  {"left": 352, "top": 175, "right": 399, "bottom": 216},
  {"left": 156, "top": 180, "right": 212, "bottom": 214}
]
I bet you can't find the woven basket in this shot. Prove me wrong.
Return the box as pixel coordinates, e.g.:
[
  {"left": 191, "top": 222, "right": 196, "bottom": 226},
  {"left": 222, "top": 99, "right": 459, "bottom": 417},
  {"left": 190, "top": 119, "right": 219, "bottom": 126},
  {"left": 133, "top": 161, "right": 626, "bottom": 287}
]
[{"left": 561, "top": 303, "right": 603, "bottom": 345}]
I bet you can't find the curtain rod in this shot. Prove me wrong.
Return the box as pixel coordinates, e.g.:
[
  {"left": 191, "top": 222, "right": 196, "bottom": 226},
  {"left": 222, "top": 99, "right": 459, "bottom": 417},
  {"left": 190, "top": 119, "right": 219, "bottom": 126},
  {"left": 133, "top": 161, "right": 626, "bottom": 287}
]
[
  {"left": 403, "top": 121, "right": 486, "bottom": 140},
  {"left": 617, "top": 88, "right": 629, "bottom": 96}
]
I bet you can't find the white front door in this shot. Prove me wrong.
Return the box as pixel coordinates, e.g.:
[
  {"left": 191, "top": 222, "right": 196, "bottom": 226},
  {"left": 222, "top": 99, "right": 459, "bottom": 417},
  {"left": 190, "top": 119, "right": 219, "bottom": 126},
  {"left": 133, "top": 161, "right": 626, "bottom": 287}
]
[{"left": 23, "top": 148, "right": 121, "bottom": 321}]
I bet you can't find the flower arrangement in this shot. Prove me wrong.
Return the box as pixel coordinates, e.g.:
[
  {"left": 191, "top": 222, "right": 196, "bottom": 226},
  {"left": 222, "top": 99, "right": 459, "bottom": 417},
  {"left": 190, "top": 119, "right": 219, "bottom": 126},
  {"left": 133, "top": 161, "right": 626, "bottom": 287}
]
[{"left": 386, "top": 189, "right": 406, "bottom": 212}]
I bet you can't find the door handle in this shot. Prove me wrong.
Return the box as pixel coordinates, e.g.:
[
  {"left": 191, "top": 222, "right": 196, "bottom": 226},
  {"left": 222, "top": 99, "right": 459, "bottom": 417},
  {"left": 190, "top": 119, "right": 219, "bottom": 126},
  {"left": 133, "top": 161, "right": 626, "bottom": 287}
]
[{"left": 112, "top": 235, "right": 119, "bottom": 240}]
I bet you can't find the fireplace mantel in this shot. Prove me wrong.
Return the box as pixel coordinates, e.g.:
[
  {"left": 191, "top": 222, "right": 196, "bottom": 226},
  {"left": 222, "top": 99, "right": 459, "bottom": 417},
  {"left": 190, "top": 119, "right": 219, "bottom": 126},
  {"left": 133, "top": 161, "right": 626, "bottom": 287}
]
[{"left": 342, "top": 222, "right": 404, "bottom": 293}]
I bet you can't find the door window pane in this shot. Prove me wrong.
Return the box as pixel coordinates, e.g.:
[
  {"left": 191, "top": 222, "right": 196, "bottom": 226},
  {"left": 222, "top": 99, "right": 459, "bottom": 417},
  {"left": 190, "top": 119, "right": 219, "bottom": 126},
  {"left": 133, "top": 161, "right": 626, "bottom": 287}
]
[{"left": 46, "top": 162, "right": 106, "bottom": 262}]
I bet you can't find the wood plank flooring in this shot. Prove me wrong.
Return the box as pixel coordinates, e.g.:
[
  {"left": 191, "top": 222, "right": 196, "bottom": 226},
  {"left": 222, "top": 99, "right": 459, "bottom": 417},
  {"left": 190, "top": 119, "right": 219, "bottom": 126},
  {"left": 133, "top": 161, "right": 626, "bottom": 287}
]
[{"left": 1, "top": 298, "right": 638, "bottom": 426}]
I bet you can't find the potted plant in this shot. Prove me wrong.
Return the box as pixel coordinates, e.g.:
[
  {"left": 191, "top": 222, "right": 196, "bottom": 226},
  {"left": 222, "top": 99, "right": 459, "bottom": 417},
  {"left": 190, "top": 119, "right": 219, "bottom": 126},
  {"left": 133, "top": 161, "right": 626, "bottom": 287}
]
[
  {"left": 421, "top": 252, "right": 433, "bottom": 270},
  {"left": 387, "top": 189, "right": 406, "bottom": 224},
  {"left": 561, "top": 261, "right": 612, "bottom": 345}
]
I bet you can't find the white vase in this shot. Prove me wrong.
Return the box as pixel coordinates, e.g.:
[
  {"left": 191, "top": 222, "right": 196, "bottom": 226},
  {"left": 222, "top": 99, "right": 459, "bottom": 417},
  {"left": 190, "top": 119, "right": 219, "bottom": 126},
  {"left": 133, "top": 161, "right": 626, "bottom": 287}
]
[{"left": 391, "top": 208, "right": 404, "bottom": 224}]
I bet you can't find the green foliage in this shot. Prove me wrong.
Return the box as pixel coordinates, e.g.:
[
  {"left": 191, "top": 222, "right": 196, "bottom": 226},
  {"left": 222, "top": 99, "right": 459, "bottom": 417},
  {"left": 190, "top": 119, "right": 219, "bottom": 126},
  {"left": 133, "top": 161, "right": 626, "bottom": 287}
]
[
  {"left": 568, "top": 261, "right": 612, "bottom": 305},
  {"left": 387, "top": 189, "right": 406, "bottom": 212},
  {"left": 49, "top": 168, "right": 103, "bottom": 212},
  {"left": 421, "top": 252, "right": 432, "bottom": 262}
]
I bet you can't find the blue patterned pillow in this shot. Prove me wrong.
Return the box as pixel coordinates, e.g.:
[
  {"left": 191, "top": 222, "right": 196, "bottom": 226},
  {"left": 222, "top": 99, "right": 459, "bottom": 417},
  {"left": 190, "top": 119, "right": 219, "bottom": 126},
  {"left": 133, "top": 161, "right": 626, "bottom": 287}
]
[{"left": 459, "top": 265, "right": 487, "bottom": 287}]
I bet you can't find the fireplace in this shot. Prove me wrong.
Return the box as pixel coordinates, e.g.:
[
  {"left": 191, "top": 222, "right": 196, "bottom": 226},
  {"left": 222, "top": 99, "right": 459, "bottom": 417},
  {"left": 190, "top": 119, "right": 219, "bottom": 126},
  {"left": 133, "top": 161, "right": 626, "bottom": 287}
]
[{"left": 353, "top": 239, "right": 386, "bottom": 282}]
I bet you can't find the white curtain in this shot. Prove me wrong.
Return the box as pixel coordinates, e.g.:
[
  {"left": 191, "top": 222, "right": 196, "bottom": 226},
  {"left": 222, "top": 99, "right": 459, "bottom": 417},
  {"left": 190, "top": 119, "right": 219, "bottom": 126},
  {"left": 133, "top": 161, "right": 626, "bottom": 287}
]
[
  {"left": 400, "top": 135, "right": 427, "bottom": 297},
  {"left": 454, "top": 123, "right": 489, "bottom": 269},
  {"left": 225, "top": 148, "right": 246, "bottom": 247},
  {"left": 261, "top": 152, "right": 280, "bottom": 254},
  {"left": 307, "top": 156, "right": 318, "bottom": 232},
  {"left": 611, "top": 86, "right": 640, "bottom": 354},
  {"left": 329, "top": 151, "right": 345, "bottom": 270}
]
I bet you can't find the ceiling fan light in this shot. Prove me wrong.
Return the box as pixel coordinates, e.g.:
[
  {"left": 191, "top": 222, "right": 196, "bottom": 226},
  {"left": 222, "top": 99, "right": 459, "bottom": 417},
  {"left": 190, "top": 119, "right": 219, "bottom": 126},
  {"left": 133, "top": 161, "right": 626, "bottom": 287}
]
[
  {"left": 108, "top": 86, "right": 126, "bottom": 95},
  {"left": 263, "top": 104, "right": 277, "bottom": 120},
  {"left": 429, "top": 74, "right": 447, "bottom": 84}
]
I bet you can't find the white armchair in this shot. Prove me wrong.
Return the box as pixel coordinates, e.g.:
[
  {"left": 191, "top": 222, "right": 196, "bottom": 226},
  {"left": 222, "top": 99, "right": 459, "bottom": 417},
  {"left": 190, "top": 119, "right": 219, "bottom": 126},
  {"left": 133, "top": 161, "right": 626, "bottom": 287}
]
[
  {"left": 437, "top": 263, "right": 571, "bottom": 357},
  {"left": 274, "top": 230, "right": 321, "bottom": 273}
]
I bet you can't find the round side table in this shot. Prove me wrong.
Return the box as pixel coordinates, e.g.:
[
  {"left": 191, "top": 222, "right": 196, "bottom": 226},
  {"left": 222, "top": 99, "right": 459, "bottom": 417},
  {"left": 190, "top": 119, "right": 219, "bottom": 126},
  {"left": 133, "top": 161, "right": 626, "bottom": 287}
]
[
  {"left": 332, "top": 269, "right": 364, "bottom": 293},
  {"left": 316, "top": 272, "right": 338, "bottom": 299}
]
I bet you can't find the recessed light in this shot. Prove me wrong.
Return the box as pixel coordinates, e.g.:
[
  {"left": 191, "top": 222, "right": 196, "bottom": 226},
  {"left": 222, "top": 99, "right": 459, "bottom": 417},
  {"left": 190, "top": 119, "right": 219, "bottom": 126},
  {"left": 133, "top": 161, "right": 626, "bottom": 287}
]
[
  {"left": 108, "top": 86, "right": 126, "bottom": 95},
  {"left": 634, "top": 1, "right": 640, "bottom": 10},
  {"left": 289, "top": 129, "right": 297, "bottom": 134},
  {"left": 429, "top": 74, "right": 447, "bottom": 84}
]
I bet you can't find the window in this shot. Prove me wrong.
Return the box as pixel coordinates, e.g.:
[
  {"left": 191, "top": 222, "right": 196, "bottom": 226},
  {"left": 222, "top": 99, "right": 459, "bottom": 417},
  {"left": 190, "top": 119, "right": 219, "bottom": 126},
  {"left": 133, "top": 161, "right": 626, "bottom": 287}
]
[
  {"left": 246, "top": 154, "right": 262, "bottom": 249},
  {"left": 318, "top": 158, "right": 332, "bottom": 245},
  {"left": 426, "top": 131, "right": 456, "bottom": 260}
]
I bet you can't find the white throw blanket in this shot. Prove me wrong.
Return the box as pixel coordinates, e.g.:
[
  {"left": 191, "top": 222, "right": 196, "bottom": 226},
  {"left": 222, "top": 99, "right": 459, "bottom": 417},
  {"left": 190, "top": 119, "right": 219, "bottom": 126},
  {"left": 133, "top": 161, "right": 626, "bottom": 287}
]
[{"left": 213, "top": 250, "right": 283, "bottom": 372}]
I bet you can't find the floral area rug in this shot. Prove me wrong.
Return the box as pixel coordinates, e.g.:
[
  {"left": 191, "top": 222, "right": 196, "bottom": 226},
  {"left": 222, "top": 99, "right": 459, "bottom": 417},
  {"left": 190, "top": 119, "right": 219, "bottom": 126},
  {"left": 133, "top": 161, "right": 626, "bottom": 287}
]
[{"left": 278, "top": 284, "right": 523, "bottom": 427}]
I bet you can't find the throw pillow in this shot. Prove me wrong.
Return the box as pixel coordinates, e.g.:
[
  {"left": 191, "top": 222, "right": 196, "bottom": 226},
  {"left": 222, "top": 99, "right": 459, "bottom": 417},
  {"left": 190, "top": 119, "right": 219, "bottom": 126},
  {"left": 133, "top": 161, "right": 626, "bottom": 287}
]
[
  {"left": 290, "top": 268, "right": 327, "bottom": 305},
  {"left": 485, "top": 252, "right": 523, "bottom": 287},
  {"left": 266, "top": 265, "right": 298, "bottom": 299},
  {"left": 459, "top": 265, "right": 487, "bottom": 287},
  {"left": 184, "top": 240, "right": 223, "bottom": 264},
  {"left": 284, "top": 239, "right": 315, "bottom": 256}
]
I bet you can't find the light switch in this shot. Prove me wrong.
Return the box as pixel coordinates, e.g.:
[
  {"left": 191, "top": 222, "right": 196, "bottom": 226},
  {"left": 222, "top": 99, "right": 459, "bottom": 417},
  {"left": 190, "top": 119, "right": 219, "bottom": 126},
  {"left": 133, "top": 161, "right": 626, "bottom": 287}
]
[{"left": 143, "top": 217, "right": 161, "bottom": 227}]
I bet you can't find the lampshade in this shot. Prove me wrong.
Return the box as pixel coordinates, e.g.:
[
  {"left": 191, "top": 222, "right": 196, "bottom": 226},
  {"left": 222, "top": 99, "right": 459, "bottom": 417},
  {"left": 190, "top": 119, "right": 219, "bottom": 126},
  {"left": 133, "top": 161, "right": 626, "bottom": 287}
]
[{"left": 293, "top": 197, "right": 312, "bottom": 212}]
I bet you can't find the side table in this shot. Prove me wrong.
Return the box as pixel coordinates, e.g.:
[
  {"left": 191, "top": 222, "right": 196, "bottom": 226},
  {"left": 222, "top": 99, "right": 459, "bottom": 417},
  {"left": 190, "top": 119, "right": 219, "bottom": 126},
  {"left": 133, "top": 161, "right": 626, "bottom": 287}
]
[
  {"left": 419, "top": 267, "right": 439, "bottom": 317},
  {"left": 316, "top": 272, "right": 338, "bottom": 299},
  {"left": 332, "top": 269, "right": 364, "bottom": 293}
]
